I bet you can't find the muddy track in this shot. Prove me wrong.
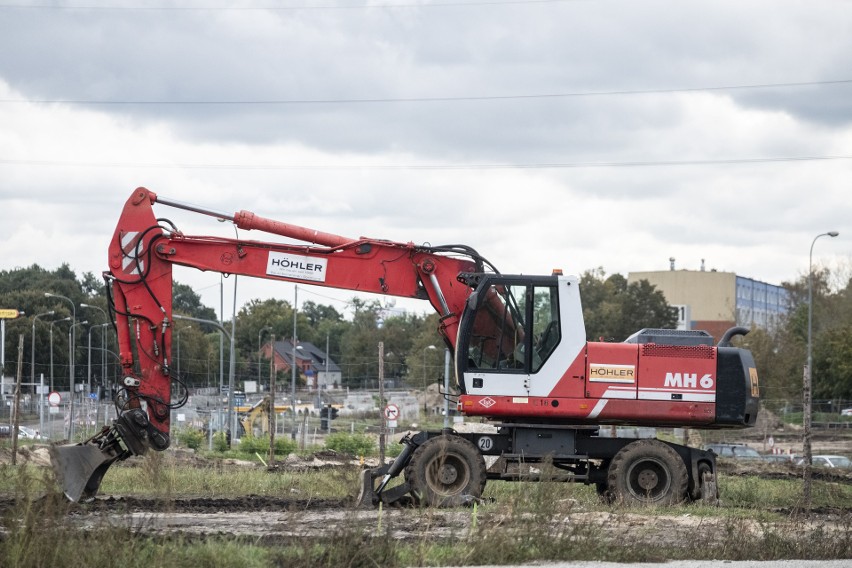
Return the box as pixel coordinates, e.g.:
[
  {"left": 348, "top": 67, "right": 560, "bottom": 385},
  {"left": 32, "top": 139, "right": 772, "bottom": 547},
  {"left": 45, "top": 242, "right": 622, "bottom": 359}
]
[{"left": 2, "top": 493, "right": 849, "bottom": 548}]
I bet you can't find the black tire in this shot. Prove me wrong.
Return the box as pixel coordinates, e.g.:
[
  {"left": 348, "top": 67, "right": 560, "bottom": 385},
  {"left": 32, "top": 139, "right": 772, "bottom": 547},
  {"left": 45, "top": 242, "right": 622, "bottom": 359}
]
[
  {"left": 404, "top": 435, "right": 486, "bottom": 507},
  {"left": 606, "top": 440, "right": 688, "bottom": 506}
]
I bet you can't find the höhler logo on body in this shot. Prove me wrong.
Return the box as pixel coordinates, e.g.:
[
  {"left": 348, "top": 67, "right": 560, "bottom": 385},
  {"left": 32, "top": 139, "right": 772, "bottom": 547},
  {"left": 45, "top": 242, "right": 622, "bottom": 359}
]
[
  {"left": 589, "top": 364, "right": 636, "bottom": 383},
  {"left": 266, "top": 252, "right": 328, "bottom": 282}
]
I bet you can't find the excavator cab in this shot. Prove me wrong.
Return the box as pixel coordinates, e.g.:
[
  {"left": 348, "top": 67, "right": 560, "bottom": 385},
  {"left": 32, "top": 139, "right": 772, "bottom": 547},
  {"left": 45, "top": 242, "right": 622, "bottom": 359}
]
[{"left": 454, "top": 272, "right": 587, "bottom": 399}]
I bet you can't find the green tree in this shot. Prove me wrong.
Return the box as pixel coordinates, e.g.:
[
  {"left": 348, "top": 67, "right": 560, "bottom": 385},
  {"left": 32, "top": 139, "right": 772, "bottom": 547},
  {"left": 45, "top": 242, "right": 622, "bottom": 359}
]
[
  {"left": 339, "top": 299, "right": 383, "bottom": 387},
  {"left": 0, "top": 264, "right": 88, "bottom": 389},
  {"left": 812, "top": 326, "right": 852, "bottom": 400},
  {"left": 173, "top": 282, "right": 217, "bottom": 323},
  {"left": 615, "top": 279, "right": 678, "bottom": 340},
  {"left": 410, "top": 312, "right": 445, "bottom": 389},
  {"left": 579, "top": 269, "right": 676, "bottom": 341}
]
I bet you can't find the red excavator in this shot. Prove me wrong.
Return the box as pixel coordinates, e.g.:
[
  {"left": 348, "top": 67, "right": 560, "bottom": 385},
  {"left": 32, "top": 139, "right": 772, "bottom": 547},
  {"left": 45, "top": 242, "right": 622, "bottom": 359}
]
[{"left": 51, "top": 187, "right": 759, "bottom": 506}]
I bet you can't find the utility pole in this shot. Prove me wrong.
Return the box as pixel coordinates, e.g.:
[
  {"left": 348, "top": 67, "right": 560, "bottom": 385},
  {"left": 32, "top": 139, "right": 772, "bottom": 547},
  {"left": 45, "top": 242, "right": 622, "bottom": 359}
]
[
  {"left": 291, "top": 285, "right": 298, "bottom": 440},
  {"left": 12, "top": 335, "right": 24, "bottom": 465},
  {"left": 378, "top": 341, "right": 386, "bottom": 465},
  {"left": 268, "top": 334, "right": 276, "bottom": 464}
]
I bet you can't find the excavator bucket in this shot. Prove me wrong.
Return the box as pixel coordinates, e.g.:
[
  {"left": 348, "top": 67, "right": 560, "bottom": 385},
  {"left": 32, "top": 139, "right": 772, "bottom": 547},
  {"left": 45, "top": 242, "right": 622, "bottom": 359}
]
[{"left": 50, "top": 442, "right": 123, "bottom": 502}]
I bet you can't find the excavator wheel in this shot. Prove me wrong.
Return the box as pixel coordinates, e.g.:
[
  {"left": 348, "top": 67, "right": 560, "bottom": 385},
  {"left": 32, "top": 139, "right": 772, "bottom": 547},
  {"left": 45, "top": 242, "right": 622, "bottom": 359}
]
[
  {"left": 605, "top": 439, "right": 688, "bottom": 506},
  {"left": 404, "top": 434, "right": 486, "bottom": 507}
]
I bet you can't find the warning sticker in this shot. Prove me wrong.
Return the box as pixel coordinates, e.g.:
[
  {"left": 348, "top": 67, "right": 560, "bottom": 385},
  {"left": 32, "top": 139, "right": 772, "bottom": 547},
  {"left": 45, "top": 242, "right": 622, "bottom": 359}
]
[{"left": 749, "top": 367, "right": 760, "bottom": 397}]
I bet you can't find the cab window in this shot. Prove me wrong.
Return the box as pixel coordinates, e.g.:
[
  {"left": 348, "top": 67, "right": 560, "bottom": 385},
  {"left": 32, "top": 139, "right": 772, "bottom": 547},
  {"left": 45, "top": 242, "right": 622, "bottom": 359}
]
[{"left": 466, "top": 281, "right": 559, "bottom": 373}]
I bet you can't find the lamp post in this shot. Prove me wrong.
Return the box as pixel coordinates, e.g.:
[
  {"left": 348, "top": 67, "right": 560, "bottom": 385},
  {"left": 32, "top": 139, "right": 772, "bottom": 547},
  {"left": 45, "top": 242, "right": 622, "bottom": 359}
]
[
  {"left": 32, "top": 310, "right": 55, "bottom": 436},
  {"left": 31, "top": 310, "right": 55, "bottom": 386},
  {"left": 177, "top": 325, "right": 192, "bottom": 383},
  {"left": 45, "top": 292, "right": 76, "bottom": 412},
  {"left": 68, "top": 319, "right": 88, "bottom": 440},
  {"left": 421, "top": 345, "right": 437, "bottom": 419},
  {"left": 81, "top": 303, "right": 109, "bottom": 393},
  {"left": 87, "top": 326, "right": 94, "bottom": 396},
  {"left": 291, "top": 285, "right": 298, "bottom": 439},
  {"left": 98, "top": 323, "right": 109, "bottom": 394},
  {"left": 45, "top": 292, "right": 75, "bottom": 343},
  {"left": 422, "top": 345, "right": 437, "bottom": 390},
  {"left": 49, "top": 317, "right": 71, "bottom": 392},
  {"left": 258, "top": 326, "right": 272, "bottom": 389},
  {"left": 217, "top": 216, "right": 240, "bottom": 442},
  {"left": 803, "top": 230, "right": 839, "bottom": 508},
  {"left": 173, "top": 314, "right": 235, "bottom": 442}
]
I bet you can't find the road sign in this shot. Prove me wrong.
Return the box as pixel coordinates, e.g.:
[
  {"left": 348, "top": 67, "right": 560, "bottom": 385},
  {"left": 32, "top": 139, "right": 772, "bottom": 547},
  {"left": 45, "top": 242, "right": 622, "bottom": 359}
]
[
  {"left": 384, "top": 404, "right": 400, "bottom": 421},
  {"left": 0, "top": 309, "right": 21, "bottom": 319},
  {"left": 48, "top": 392, "right": 61, "bottom": 406}
]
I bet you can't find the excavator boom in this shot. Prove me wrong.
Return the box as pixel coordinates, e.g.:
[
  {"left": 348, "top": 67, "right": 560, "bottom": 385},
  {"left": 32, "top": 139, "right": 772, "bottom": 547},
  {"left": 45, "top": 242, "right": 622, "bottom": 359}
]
[{"left": 53, "top": 187, "right": 480, "bottom": 500}]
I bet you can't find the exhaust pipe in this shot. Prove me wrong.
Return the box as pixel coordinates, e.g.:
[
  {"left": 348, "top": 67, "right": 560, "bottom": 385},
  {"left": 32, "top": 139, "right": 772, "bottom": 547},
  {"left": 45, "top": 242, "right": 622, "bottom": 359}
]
[{"left": 717, "top": 326, "right": 749, "bottom": 348}]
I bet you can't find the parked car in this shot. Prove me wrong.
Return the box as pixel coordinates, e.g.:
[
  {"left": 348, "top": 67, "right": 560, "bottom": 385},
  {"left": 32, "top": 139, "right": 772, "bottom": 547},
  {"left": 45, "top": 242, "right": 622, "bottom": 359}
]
[
  {"left": 795, "top": 455, "right": 852, "bottom": 469},
  {"left": 703, "top": 443, "right": 765, "bottom": 460},
  {"left": 0, "top": 424, "right": 46, "bottom": 440},
  {"left": 18, "top": 426, "right": 46, "bottom": 440},
  {"left": 841, "top": 408, "right": 852, "bottom": 417},
  {"left": 761, "top": 453, "right": 796, "bottom": 464}
]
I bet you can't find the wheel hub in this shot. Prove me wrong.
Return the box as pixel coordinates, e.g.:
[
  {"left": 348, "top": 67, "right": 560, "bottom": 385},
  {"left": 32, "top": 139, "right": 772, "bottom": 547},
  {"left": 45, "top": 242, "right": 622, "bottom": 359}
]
[
  {"left": 438, "top": 464, "right": 459, "bottom": 484},
  {"left": 627, "top": 459, "right": 670, "bottom": 500},
  {"left": 636, "top": 469, "right": 659, "bottom": 490}
]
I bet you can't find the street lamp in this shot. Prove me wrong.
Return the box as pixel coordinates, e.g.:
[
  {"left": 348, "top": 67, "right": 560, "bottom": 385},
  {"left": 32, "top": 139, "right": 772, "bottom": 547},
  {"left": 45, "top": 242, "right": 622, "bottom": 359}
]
[
  {"left": 31, "top": 310, "right": 55, "bottom": 386},
  {"left": 31, "top": 310, "right": 55, "bottom": 436},
  {"left": 80, "top": 303, "right": 108, "bottom": 321},
  {"left": 97, "top": 323, "right": 109, "bottom": 393},
  {"left": 45, "top": 292, "right": 77, "bottom": 401},
  {"left": 291, "top": 285, "right": 298, "bottom": 439},
  {"left": 45, "top": 292, "right": 75, "bottom": 335},
  {"left": 49, "top": 317, "right": 71, "bottom": 392},
  {"left": 422, "top": 345, "right": 437, "bottom": 390},
  {"left": 259, "top": 326, "right": 272, "bottom": 388},
  {"left": 177, "top": 325, "right": 192, "bottom": 382},
  {"left": 173, "top": 314, "right": 235, "bottom": 442},
  {"left": 68, "top": 319, "right": 88, "bottom": 440},
  {"left": 81, "top": 303, "right": 110, "bottom": 394},
  {"left": 803, "top": 230, "right": 839, "bottom": 508},
  {"left": 421, "top": 345, "right": 437, "bottom": 419}
]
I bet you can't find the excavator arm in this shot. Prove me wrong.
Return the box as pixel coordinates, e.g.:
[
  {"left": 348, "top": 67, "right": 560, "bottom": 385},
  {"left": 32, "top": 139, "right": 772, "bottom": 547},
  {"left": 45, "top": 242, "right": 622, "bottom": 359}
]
[{"left": 53, "top": 187, "right": 483, "bottom": 501}]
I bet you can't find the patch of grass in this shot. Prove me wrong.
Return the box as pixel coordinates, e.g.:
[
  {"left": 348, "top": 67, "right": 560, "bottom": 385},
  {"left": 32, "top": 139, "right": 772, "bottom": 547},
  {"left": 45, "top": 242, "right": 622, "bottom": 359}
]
[
  {"left": 720, "top": 473, "right": 852, "bottom": 510},
  {"left": 2, "top": 454, "right": 850, "bottom": 568},
  {"left": 96, "top": 461, "right": 361, "bottom": 499}
]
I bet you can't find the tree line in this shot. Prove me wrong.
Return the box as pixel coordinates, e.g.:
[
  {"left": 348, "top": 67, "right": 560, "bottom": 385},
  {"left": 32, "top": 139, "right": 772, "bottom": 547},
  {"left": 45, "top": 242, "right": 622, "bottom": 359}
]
[{"left": 1, "top": 262, "right": 850, "bottom": 405}]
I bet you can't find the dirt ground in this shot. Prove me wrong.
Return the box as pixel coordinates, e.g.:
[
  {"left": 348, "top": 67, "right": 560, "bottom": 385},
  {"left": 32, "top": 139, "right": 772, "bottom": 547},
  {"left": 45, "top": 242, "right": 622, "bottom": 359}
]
[{"left": 1, "top": 441, "right": 850, "bottom": 550}]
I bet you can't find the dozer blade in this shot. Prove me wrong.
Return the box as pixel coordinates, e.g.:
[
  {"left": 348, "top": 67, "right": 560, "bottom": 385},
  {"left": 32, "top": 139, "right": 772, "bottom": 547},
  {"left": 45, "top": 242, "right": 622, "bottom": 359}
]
[{"left": 50, "top": 443, "right": 123, "bottom": 503}]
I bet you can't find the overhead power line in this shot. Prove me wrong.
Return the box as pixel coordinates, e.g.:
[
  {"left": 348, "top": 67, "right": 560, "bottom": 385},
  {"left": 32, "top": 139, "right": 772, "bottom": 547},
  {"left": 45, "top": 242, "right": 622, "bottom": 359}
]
[
  {"left": 0, "top": 1, "right": 581, "bottom": 11},
  {"left": 2, "top": 79, "right": 850, "bottom": 106},
  {"left": 1, "top": 155, "right": 850, "bottom": 171}
]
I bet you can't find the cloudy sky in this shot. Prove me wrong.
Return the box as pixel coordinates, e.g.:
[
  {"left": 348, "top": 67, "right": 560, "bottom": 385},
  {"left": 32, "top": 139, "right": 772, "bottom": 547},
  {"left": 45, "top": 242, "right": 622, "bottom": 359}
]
[{"left": 1, "top": 0, "right": 850, "bottom": 319}]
